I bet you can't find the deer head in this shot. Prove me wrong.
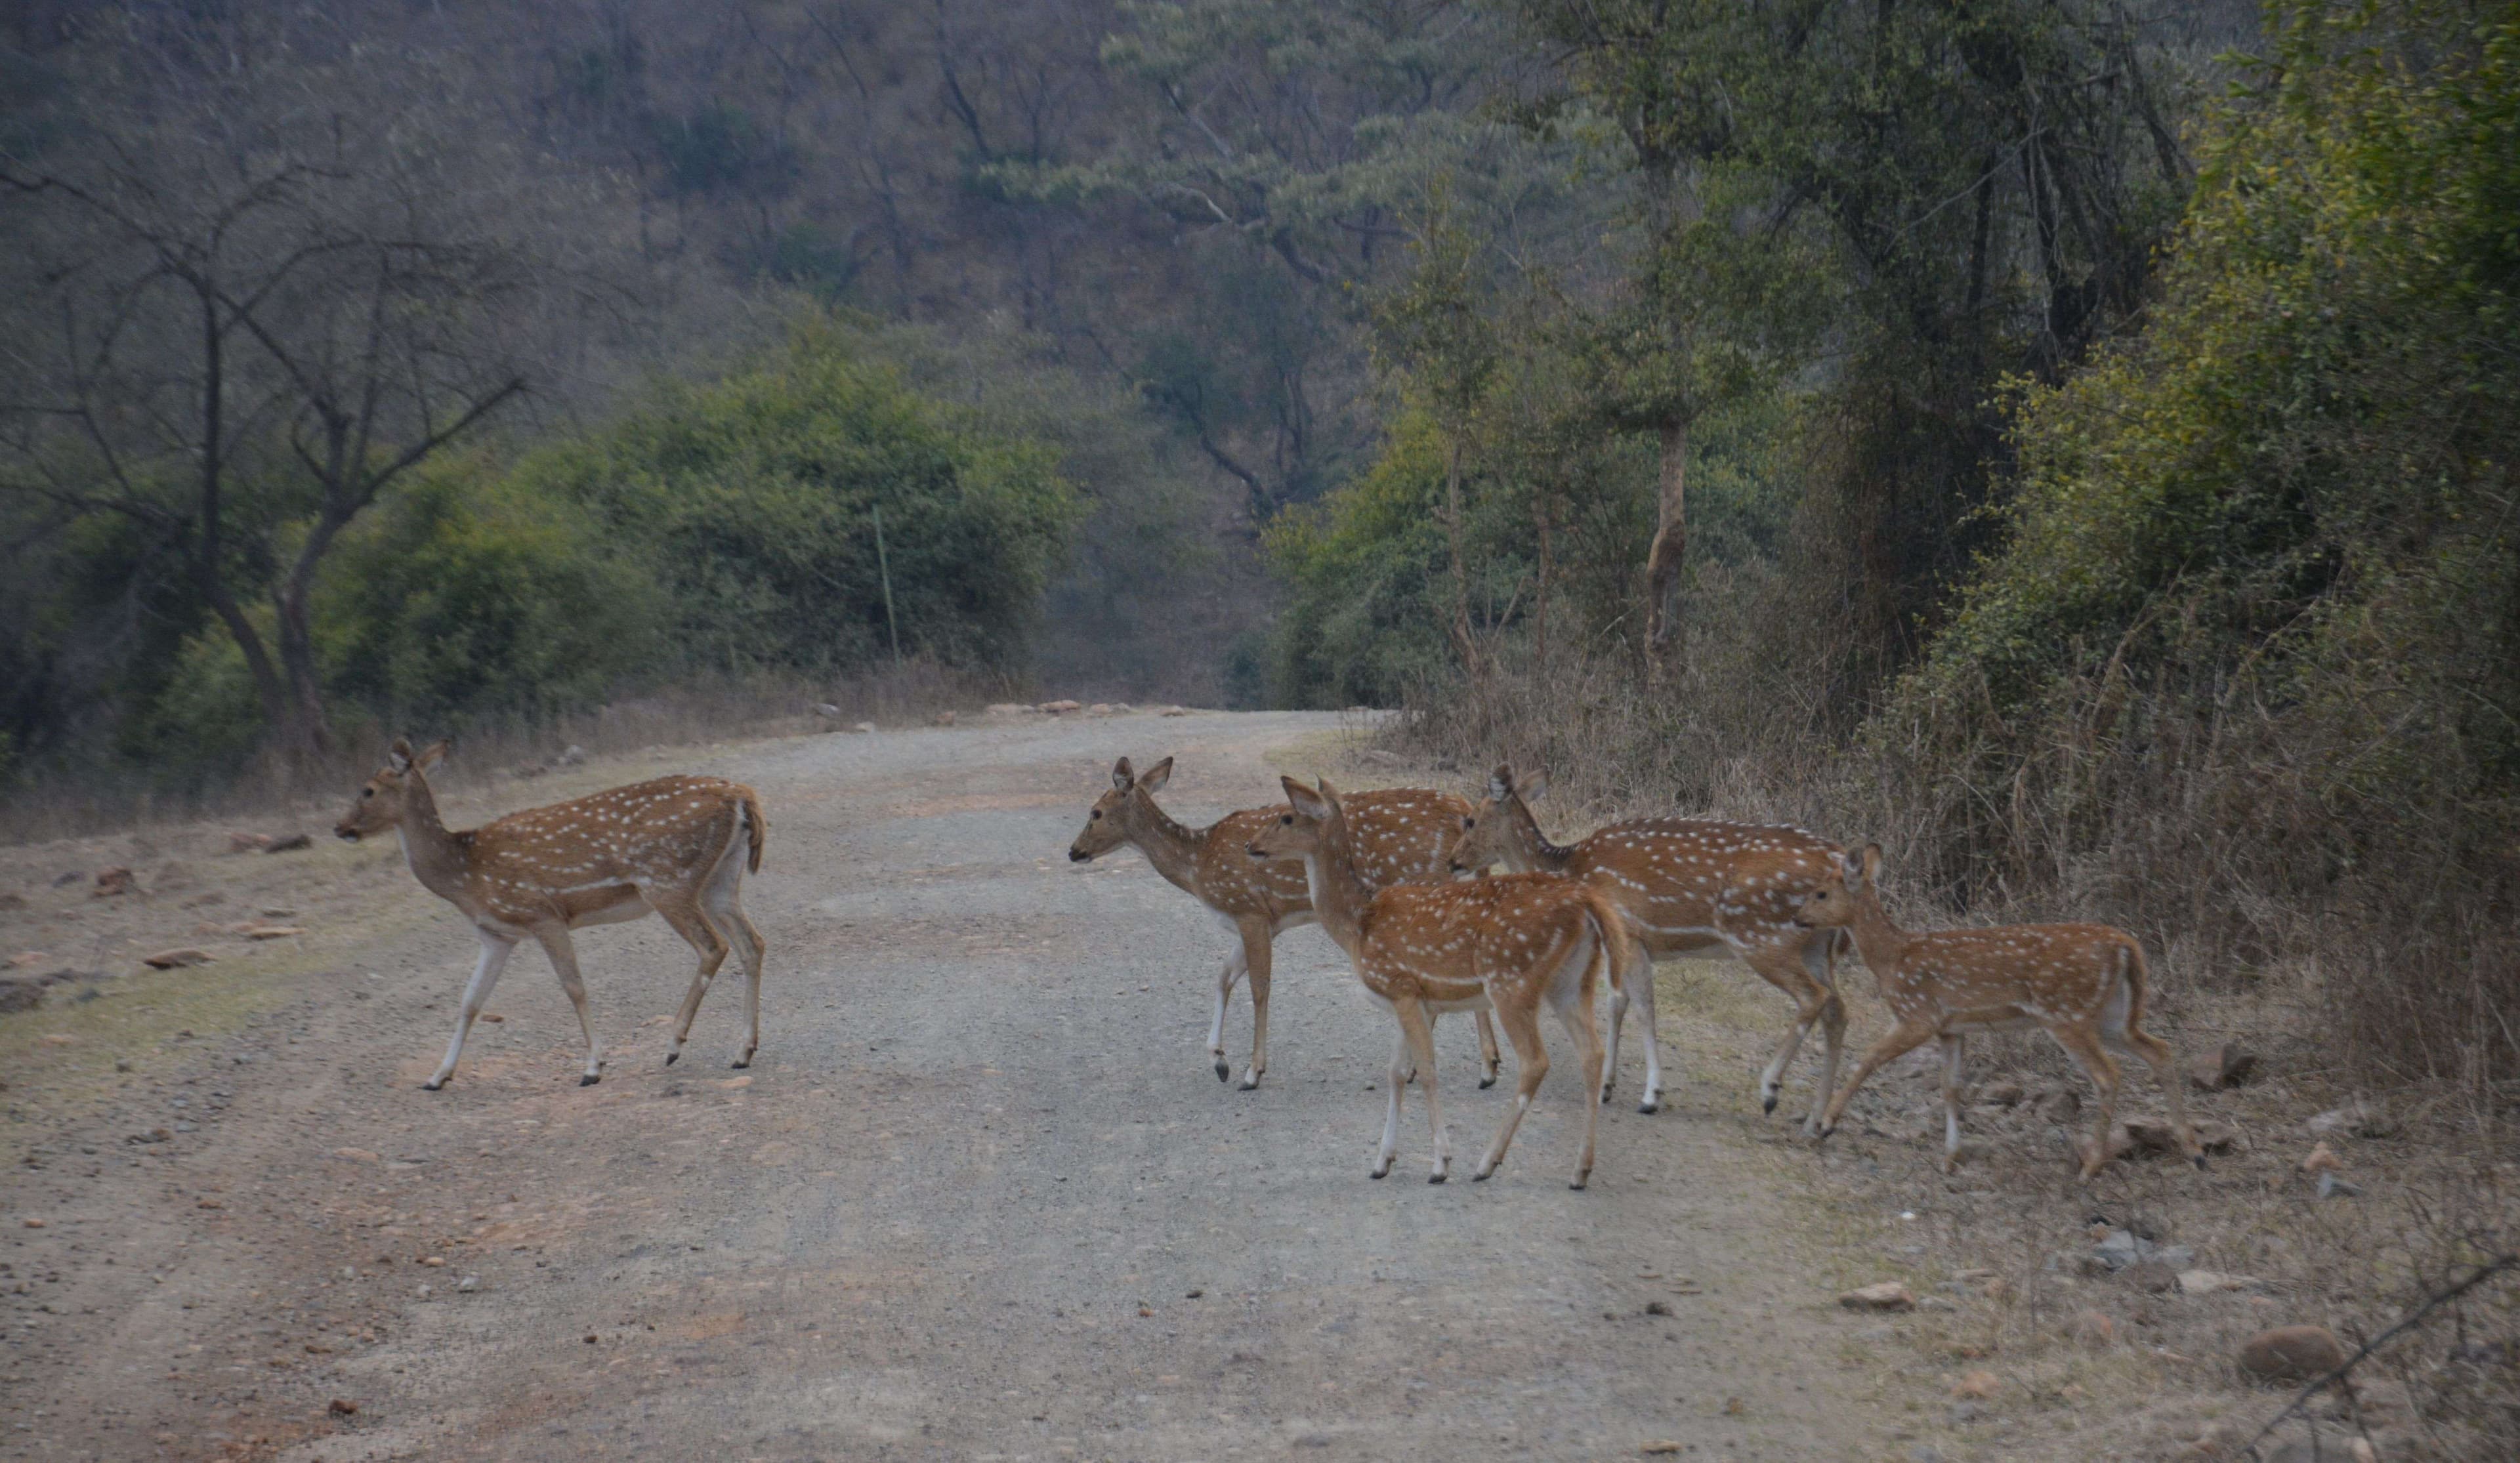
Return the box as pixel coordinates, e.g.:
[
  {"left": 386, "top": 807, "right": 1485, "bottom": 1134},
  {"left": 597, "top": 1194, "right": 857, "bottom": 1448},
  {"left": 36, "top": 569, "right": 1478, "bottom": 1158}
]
[
  {"left": 1244, "top": 776, "right": 1340, "bottom": 863},
  {"left": 335, "top": 736, "right": 452, "bottom": 842},
  {"left": 1793, "top": 844, "right": 1882, "bottom": 928},
  {"left": 1444, "top": 763, "right": 1548, "bottom": 873},
  {"left": 1067, "top": 755, "right": 1173, "bottom": 862}
]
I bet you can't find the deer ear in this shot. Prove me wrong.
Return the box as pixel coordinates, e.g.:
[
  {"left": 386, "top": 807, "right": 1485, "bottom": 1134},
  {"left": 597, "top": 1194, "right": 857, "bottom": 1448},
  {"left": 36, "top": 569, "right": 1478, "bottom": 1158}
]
[
  {"left": 387, "top": 737, "right": 416, "bottom": 773},
  {"left": 1487, "top": 764, "right": 1515, "bottom": 802},
  {"left": 415, "top": 739, "right": 452, "bottom": 772},
  {"left": 1111, "top": 757, "right": 1135, "bottom": 791},
  {"left": 1137, "top": 756, "right": 1173, "bottom": 794},
  {"left": 1519, "top": 770, "right": 1549, "bottom": 804},
  {"left": 1281, "top": 776, "right": 1332, "bottom": 821},
  {"left": 1857, "top": 844, "right": 1883, "bottom": 886},
  {"left": 1314, "top": 777, "right": 1344, "bottom": 814}
]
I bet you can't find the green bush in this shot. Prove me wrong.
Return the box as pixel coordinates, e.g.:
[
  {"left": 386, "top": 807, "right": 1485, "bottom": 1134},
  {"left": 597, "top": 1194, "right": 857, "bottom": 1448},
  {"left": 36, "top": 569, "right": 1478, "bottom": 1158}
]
[
  {"left": 320, "top": 465, "right": 668, "bottom": 725},
  {"left": 521, "top": 321, "right": 1083, "bottom": 676},
  {"left": 1883, "top": 0, "right": 2520, "bottom": 1076}
]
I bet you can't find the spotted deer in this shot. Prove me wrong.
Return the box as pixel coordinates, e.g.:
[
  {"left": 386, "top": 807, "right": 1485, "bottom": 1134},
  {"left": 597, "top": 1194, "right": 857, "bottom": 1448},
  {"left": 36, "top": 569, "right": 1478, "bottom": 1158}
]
[
  {"left": 1445, "top": 766, "right": 1847, "bottom": 1128},
  {"left": 1794, "top": 844, "right": 2202, "bottom": 1177},
  {"left": 1249, "top": 777, "right": 1628, "bottom": 1187},
  {"left": 1068, "top": 756, "right": 1498, "bottom": 1089},
  {"left": 335, "top": 738, "right": 768, "bottom": 1089}
]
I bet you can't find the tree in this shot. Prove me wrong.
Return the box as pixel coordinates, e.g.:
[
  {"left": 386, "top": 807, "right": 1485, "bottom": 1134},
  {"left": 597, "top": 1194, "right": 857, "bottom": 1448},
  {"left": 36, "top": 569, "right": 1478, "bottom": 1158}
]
[
  {"left": 1559, "top": 172, "right": 1826, "bottom": 675},
  {"left": 1369, "top": 185, "right": 1501, "bottom": 683},
  {"left": 1517, "top": 0, "right": 1824, "bottom": 674},
  {"left": 0, "top": 26, "right": 595, "bottom": 763}
]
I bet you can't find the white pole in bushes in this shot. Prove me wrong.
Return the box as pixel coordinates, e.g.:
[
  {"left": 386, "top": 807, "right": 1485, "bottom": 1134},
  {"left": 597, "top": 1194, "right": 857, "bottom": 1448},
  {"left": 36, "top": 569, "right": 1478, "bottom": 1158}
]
[{"left": 873, "top": 503, "right": 902, "bottom": 669}]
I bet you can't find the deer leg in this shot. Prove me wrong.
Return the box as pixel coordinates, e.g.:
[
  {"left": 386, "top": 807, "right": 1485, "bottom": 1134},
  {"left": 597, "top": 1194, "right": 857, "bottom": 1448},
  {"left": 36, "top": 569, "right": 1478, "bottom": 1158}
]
[
  {"left": 1745, "top": 945, "right": 1831, "bottom": 1131},
  {"left": 532, "top": 925, "right": 604, "bottom": 1086},
  {"left": 705, "top": 861, "right": 766, "bottom": 1070},
  {"left": 1552, "top": 938, "right": 1606, "bottom": 1187},
  {"left": 1603, "top": 962, "right": 1627, "bottom": 1105},
  {"left": 1473, "top": 1009, "right": 1500, "bottom": 1089},
  {"left": 1475, "top": 998, "right": 1547, "bottom": 1184},
  {"left": 1392, "top": 997, "right": 1448, "bottom": 1183},
  {"left": 2118, "top": 1027, "right": 2205, "bottom": 1169},
  {"left": 1238, "top": 917, "right": 1272, "bottom": 1090},
  {"left": 426, "top": 931, "right": 516, "bottom": 1090},
  {"left": 1816, "top": 1017, "right": 1939, "bottom": 1140},
  {"left": 2049, "top": 1025, "right": 2125, "bottom": 1180},
  {"left": 1372, "top": 1022, "right": 1408, "bottom": 1180},
  {"left": 1938, "top": 1033, "right": 1967, "bottom": 1173},
  {"left": 1208, "top": 939, "right": 1250, "bottom": 1082},
  {"left": 651, "top": 894, "right": 732, "bottom": 1068},
  {"left": 1803, "top": 932, "right": 1847, "bottom": 1136},
  {"left": 1620, "top": 934, "right": 1664, "bottom": 1113}
]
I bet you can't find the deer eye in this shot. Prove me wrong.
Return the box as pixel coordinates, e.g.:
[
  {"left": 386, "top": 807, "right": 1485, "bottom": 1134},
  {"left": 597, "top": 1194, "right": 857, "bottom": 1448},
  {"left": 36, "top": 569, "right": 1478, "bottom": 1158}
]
[
  {"left": 1280, "top": 814, "right": 1293, "bottom": 825},
  {"left": 1462, "top": 816, "right": 1475, "bottom": 829},
  {"left": 362, "top": 789, "right": 373, "bottom": 798},
  {"left": 1089, "top": 810, "right": 1102, "bottom": 820}
]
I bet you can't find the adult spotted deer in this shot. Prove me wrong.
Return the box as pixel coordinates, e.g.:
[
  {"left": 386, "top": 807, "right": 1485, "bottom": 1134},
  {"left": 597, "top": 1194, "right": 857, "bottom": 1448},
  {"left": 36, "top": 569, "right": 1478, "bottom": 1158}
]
[
  {"left": 1250, "top": 777, "right": 1628, "bottom": 1187},
  {"left": 1794, "top": 845, "right": 2202, "bottom": 1178},
  {"left": 1446, "top": 766, "right": 1847, "bottom": 1128},
  {"left": 1069, "top": 756, "right": 1497, "bottom": 1090},
  {"left": 335, "top": 738, "right": 768, "bottom": 1089}
]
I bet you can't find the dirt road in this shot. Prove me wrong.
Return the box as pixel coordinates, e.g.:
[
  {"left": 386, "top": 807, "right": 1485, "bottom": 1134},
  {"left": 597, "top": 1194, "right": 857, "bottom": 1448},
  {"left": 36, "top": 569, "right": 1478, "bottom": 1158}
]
[{"left": 3, "top": 712, "right": 1885, "bottom": 1462}]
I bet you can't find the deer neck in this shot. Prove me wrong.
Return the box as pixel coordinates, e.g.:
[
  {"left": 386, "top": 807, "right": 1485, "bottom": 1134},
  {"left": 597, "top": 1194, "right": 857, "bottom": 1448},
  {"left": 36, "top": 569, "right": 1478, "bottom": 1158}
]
[
  {"left": 1507, "top": 799, "right": 1572, "bottom": 873},
  {"left": 1296, "top": 817, "right": 1374, "bottom": 955},
  {"left": 1845, "top": 886, "right": 1912, "bottom": 978},
  {"left": 394, "top": 773, "right": 477, "bottom": 905},
  {"left": 1120, "top": 793, "right": 1207, "bottom": 899}
]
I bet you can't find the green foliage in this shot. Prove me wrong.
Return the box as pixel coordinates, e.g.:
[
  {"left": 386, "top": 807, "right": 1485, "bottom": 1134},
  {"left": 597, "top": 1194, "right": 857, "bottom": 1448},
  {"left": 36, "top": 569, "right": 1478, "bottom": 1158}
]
[
  {"left": 320, "top": 464, "right": 667, "bottom": 726},
  {"left": 1265, "top": 383, "right": 1794, "bottom": 707},
  {"left": 1883, "top": 0, "right": 2520, "bottom": 1070},
  {"left": 524, "top": 321, "right": 1083, "bottom": 675},
  {"left": 1263, "top": 407, "right": 1458, "bottom": 707}
]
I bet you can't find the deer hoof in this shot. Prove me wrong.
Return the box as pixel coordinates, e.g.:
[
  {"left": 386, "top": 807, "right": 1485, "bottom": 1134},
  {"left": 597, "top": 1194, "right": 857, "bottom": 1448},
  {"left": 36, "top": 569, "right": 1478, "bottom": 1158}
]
[
  {"left": 664, "top": 1051, "right": 680, "bottom": 1067},
  {"left": 1213, "top": 1059, "right": 1230, "bottom": 1082},
  {"left": 1237, "top": 1075, "right": 1259, "bottom": 1092},
  {"left": 1761, "top": 1092, "right": 1779, "bottom": 1115},
  {"left": 579, "top": 1074, "right": 600, "bottom": 1087},
  {"left": 1478, "top": 1074, "right": 1497, "bottom": 1090},
  {"left": 1637, "top": 1098, "right": 1659, "bottom": 1115},
  {"left": 1369, "top": 1166, "right": 1389, "bottom": 1180},
  {"left": 1570, "top": 1175, "right": 1589, "bottom": 1191},
  {"left": 730, "top": 1057, "right": 749, "bottom": 1070},
  {"left": 421, "top": 1079, "right": 445, "bottom": 1092},
  {"left": 1427, "top": 1172, "right": 1446, "bottom": 1185}
]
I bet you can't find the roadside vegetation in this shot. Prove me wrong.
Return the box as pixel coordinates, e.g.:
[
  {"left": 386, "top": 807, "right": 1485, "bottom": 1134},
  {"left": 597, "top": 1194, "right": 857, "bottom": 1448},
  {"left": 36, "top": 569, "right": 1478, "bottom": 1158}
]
[{"left": 4, "top": 3, "right": 2513, "bottom": 1451}]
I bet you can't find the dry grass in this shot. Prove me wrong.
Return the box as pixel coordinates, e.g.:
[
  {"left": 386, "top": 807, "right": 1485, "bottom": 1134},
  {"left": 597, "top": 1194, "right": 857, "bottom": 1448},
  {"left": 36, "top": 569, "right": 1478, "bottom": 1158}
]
[
  {"left": 1641, "top": 955, "right": 2517, "bottom": 1462},
  {"left": 1379, "top": 609, "right": 2520, "bottom": 1460}
]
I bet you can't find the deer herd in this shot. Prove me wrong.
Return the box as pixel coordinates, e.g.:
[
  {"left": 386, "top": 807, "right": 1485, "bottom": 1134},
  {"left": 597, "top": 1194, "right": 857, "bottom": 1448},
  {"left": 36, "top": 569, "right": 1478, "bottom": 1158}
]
[{"left": 335, "top": 734, "right": 2204, "bottom": 1189}]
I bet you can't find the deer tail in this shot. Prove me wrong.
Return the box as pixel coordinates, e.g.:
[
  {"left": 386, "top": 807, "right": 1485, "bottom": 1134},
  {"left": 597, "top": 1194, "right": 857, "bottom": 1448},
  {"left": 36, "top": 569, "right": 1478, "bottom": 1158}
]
[
  {"left": 737, "top": 786, "right": 768, "bottom": 873},
  {"left": 2120, "top": 934, "right": 2151, "bottom": 1033},
  {"left": 1586, "top": 889, "right": 1638, "bottom": 1000}
]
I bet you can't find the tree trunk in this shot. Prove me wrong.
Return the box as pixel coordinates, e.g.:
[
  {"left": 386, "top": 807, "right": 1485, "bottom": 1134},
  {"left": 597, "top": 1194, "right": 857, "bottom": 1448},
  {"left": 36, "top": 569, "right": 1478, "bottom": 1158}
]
[
  {"left": 1533, "top": 489, "right": 1554, "bottom": 685},
  {"left": 274, "top": 584, "right": 333, "bottom": 762},
  {"left": 1442, "top": 434, "right": 1482, "bottom": 682},
  {"left": 1643, "top": 419, "right": 1689, "bottom": 677},
  {"left": 192, "top": 281, "right": 294, "bottom": 747}
]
